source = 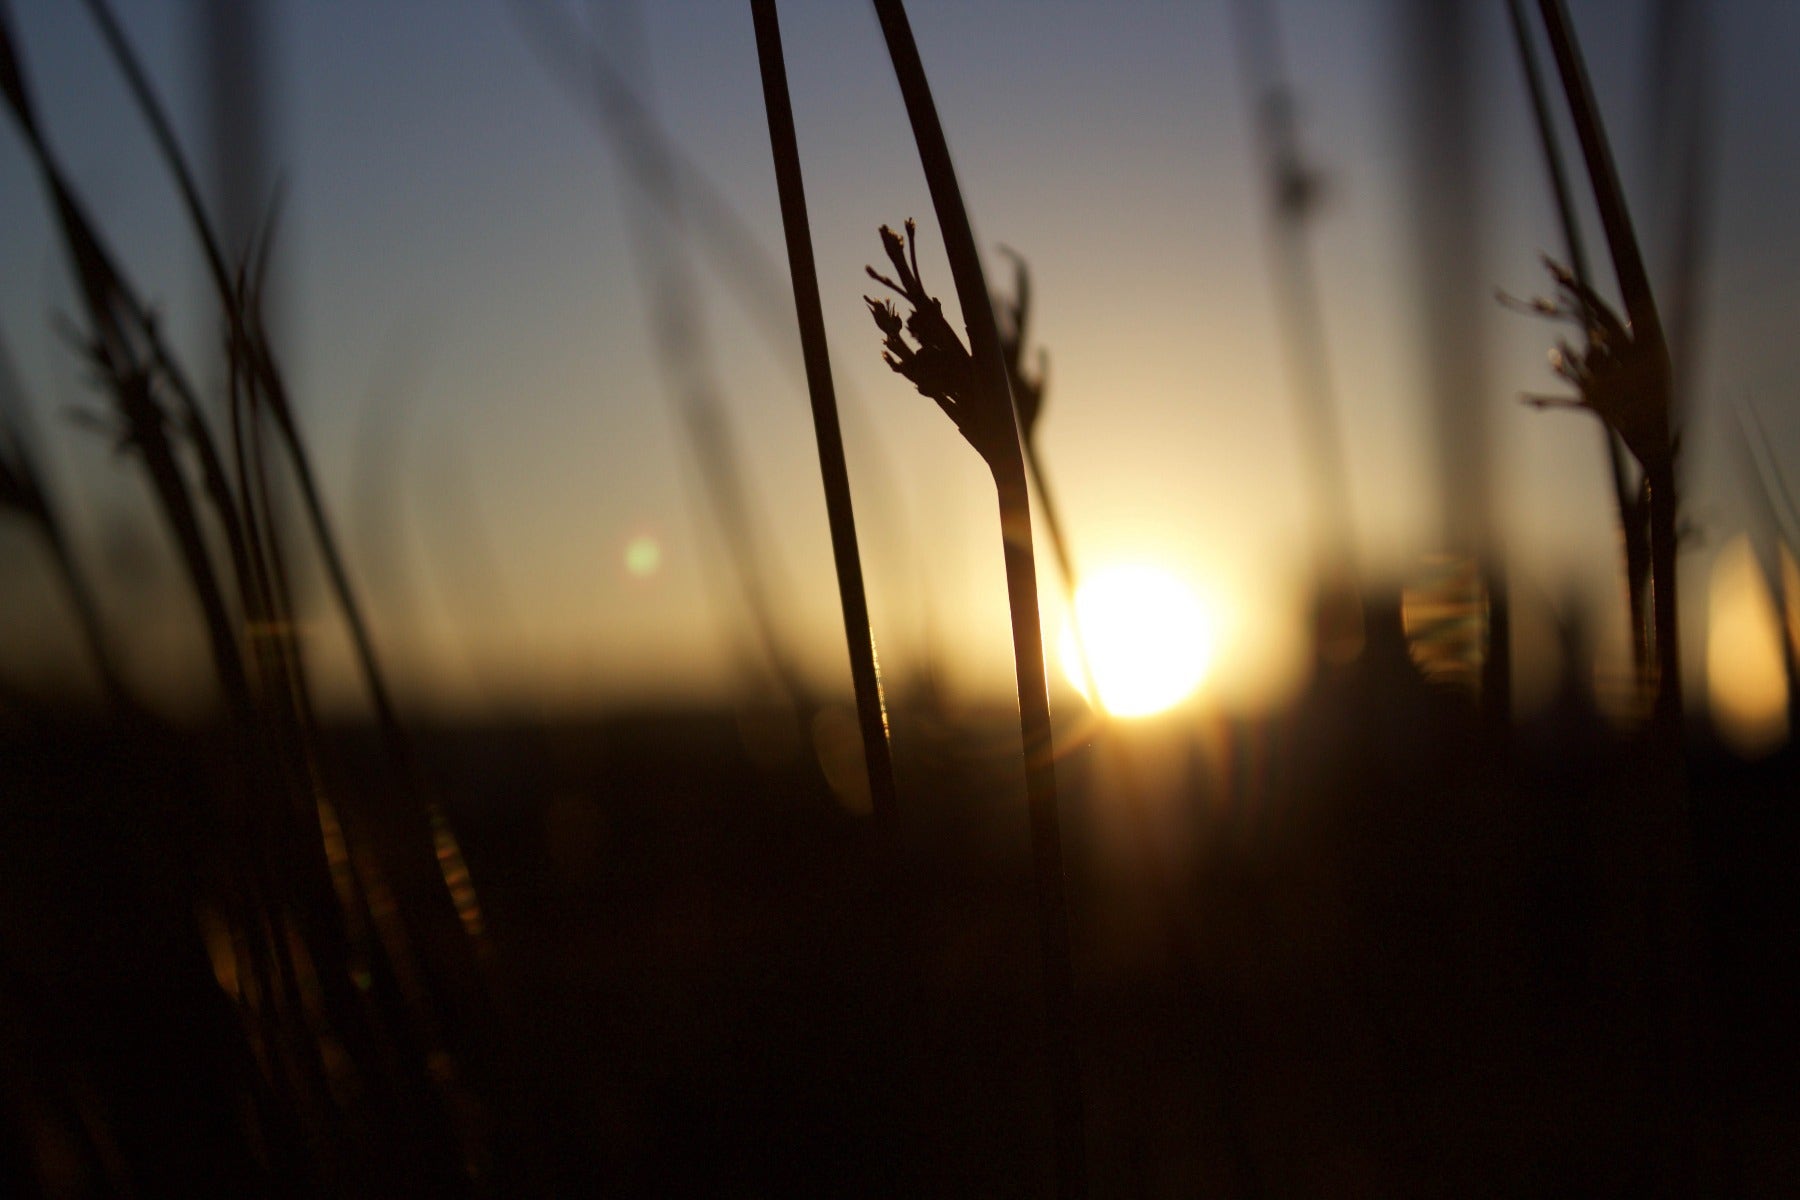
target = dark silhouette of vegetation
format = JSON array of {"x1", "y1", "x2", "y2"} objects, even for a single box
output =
[
  {"x1": 1228, "y1": 0, "x2": 1362, "y2": 665},
  {"x1": 751, "y1": 0, "x2": 900, "y2": 826},
  {"x1": 3, "y1": 3, "x2": 1796, "y2": 1196},
  {"x1": 1526, "y1": 0, "x2": 1682, "y2": 738},
  {"x1": 1504, "y1": 0, "x2": 1653, "y2": 694},
  {"x1": 864, "y1": 0, "x2": 1086, "y2": 1186},
  {"x1": 1, "y1": 2, "x2": 510, "y2": 1190}
]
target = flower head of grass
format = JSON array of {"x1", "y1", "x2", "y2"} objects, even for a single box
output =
[
  {"x1": 865, "y1": 219, "x2": 1012, "y2": 466},
  {"x1": 1508, "y1": 255, "x2": 1674, "y2": 474}
]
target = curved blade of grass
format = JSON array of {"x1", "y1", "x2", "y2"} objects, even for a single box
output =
[
  {"x1": 0, "y1": 2, "x2": 253, "y2": 720},
  {"x1": 74, "y1": 3, "x2": 518, "y2": 1167},
  {"x1": 79, "y1": 0, "x2": 406, "y2": 740},
  {"x1": 603, "y1": 1, "x2": 818, "y2": 712}
]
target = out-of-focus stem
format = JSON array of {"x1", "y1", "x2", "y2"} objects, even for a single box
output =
[
  {"x1": 1535, "y1": 0, "x2": 1679, "y2": 737},
  {"x1": 1228, "y1": 0, "x2": 1357, "y2": 588},
  {"x1": 1504, "y1": 0, "x2": 1650, "y2": 689}
]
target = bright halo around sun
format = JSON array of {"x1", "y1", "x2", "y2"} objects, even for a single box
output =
[{"x1": 1058, "y1": 565, "x2": 1218, "y2": 717}]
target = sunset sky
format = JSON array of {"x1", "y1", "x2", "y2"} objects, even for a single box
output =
[{"x1": 1, "y1": 0, "x2": 1796, "y2": 726}]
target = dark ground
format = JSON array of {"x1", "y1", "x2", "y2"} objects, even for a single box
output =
[{"x1": 3, "y1": 637, "x2": 1798, "y2": 1197}]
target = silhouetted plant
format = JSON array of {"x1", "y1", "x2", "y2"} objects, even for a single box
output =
[
  {"x1": 866, "y1": 221, "x2": 1013, "y2": 467},
  {"x1": 866, "y1": 4, "x2": 1087, "y2": 1189},
  {"x1": 1504, "y1": 0, "x2": 1652, "y2": 690},
  {"x1": 1, "y1": 2, "x2": 504, "y2": 1189},
  {"x1": 1513, "y1": 0, "x2": 1682, "y2": 736},
  {"x1": 867, "y1": 207, "x2": 1086, "y2": 1197},
  {"x1": 1516, "y1": 260, "x2": 1672, "y2": 475}
]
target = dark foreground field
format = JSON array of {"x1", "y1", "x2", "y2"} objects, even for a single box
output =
[{"x1": 4, "y1": 639, "x2": 1797, "y2": 1197}]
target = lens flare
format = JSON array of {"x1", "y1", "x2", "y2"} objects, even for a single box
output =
[
  {"x1": 1708, "y1": 535, "x2": 1790, "y2": 756},
  {"x1": 1058, "y1": 565, "x2": 1217, "y2": 717},
  {"x1": 624, "y1": 534, "x2": 663, "y2": 578}
]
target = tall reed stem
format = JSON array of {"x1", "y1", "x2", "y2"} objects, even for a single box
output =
[
  {"x1": 1228, "y1": 0, "x2": 1357, "y2": 593},
  {"x1": 1534, "y1": 0, "x2": 1680, "y2": 736},
  {"x1": 869, "y1": 2, "x2": 1085, "y2": 1192},
  {"x1": 750, "y1": 0, "x2": 900, "y2": 827},
  {"x1": 1504, "y1": 0, "x2": 1651, "y2": 689},
  {"x1": 1532, "y1": 12, "x2": 1697, "y2": 1187}
]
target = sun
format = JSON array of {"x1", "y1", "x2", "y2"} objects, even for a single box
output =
[{"x1": 1058, "y1": 565, "x2": 1218, "y2": 717}]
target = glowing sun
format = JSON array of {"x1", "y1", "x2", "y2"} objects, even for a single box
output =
[{"x1": 1058, "y1": 564, "x2": 1218, "y2": 717}]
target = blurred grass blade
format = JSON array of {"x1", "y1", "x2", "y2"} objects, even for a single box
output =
[
  {"x1": 1227, "y1": 0, "x2": 1356, "y2": 564},
  {"x1": 0, "y1": 328, "x2": 129, "y2": 708},
  {"x1": 1504, "y1": 0, "x2": 1650, "y2": 691},
  {"x1": 1533, "y1": 0, "x2": 1680, "y2": 734},
  {"x1": 0, "y1": 0, "x2": 253, "y2": 718}
]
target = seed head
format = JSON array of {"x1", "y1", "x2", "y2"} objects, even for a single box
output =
[
  {"x1": 1506, "y1": 256, "x2": 1674, "y2": 474},
  {"x1": 864, "y1": 220, "x2": 1005, "y2": 461},
  {"x1": 867, "y1": 296, "x2": 903, "y2": 340}
]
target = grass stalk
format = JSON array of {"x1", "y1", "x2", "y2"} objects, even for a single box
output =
[
  {"x1": 1532, "y1": 0, "x2": 1681, "y2": 736},
  {"x1": 77, "y1": 29, "x2": 484, "y2": 1017},
  {"x1": 1, "y1": 156, "x2": 254, "y2": 726},
  {"x1": 1643, "y1": 0, "x2": 1710, "y2": 419},
  {"x1": 750, "y1": 0, "x2": 900, "y2": 827},
  {"x1": 1504, "y1": 0, "x2": 1652, "y2": 692},
  {"x1": 28, "y1": 6, "x2": 513, "y2": 1181},
  {"x1": 84, "y1": 0, "x2": 417, "y2": 747},
  {"x1": 1227, "y1": 0, "x2": 1358, "y2": 603},
  {"x1": 77, "y1": 0, "x2": 505, "y2": 1111},
  {"x1": 0, "y1": 336, "x2": 130, "y2": 709},
  {"x1": 1001, "y1": 258, "x2": 1272, "y2": 1185},
  {"x1": 1530, "y1": 16, "x2": 1699, "y2": 1186},
  {"x1": 868, "y1": 2, "x2": 1086, "y2": 1191}
]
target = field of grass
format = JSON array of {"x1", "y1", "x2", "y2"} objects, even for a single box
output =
[{"x1": 1, "y1": 2, "x2": 1797, "y2": 1196}]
